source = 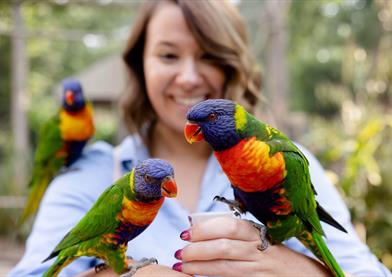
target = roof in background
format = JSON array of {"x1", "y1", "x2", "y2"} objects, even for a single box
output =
[{"x1": 53, "y1": 54, "x2": 128, "y2": 101}]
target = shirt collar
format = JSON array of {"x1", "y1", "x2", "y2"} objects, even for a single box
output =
[{"x1": 118, "y1": 135, "x2": 150, "y2": 174}]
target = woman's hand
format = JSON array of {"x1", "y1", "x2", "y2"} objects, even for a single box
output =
[
  {"x1": 76, "y1": 260, "x2": 191, "y2": 277},
  {"x1": 173, "y1": 216, "x2": 333, "y2": 277}
]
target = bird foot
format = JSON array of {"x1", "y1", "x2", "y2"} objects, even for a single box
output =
[
  {"x1": 94, "y1": 262, "x2": 108, "y2": 273},
  {"x1": 245, "y1": 219, "x2": 270, "y2": 251},
  {"x1": 213, "y1": 196, "x2": 245, "y2": 217},
  {"x1": 120, "y1": 257, "x2": 158, "y2": 277}
]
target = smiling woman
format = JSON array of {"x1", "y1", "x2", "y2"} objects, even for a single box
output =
[
  {"x1": 9, "y1": 1, "x2": 391, "y2": 277},
  {"x1": 122, "y1": 0, "x2": 261, "y2": 143}
]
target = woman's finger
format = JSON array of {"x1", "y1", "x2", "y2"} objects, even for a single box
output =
[
  {"x1": 180, "y1": 238, "x2": 262, "y2": 262},
  {"x1": 186, "y1": 217, "x2": 261, "y2": 242},
  {"x1": 180, "y1": 259, "x2": 258, "y2": 277}
]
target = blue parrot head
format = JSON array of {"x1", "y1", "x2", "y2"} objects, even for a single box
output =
[
  {"x1": 62, "y1": 79, "x2": 86, "y2": 112},
  {"x1": 185, "y1": 99, "x2": 241, "y2": 151},
  {"x1": 133, "y1": 159, "x2": 177, "y2": 202}
]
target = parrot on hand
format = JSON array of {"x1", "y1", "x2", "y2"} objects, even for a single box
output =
[
  {"x1": 42, "y1": 158, "x2": 177, "y2": 277},
  {"x1": 184, "y1": 99, "x2": 347, "y2": 277},
  {"x1": 18, "y1": 79, "x2": 95, "y2": 226}
]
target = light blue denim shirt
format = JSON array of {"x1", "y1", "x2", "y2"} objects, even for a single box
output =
[{"x1": 10, "y1": 135, "x2": 391, "y2": 276}]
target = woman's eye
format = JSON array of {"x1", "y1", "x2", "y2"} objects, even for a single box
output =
[{"x1": 159, "y1": 53, "x2": 178, "y2": 61}]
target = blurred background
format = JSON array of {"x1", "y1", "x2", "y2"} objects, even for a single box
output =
[{"x1": 0, "y1": 0, "x2": 391, "y2": 273}]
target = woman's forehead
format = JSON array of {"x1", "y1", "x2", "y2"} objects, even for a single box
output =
[{"x1": 145, "y1": 2, "x2": 200, "y2": 50}]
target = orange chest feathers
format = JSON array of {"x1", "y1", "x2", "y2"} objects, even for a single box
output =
[
  {"x1": 59, "y1": 104, "x2": 95, "y2": 141},
  {"x1": 119, "y1": 197, "x2": 164, "y2": 227},
  {"x1": 214, "y1": 137, "x2": 287, "y2": 192}
]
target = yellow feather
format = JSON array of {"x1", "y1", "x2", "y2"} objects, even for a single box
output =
[
  {"x1": 129, "y1": 168, "x2": 135, "y2": 192},
  {"x1": 59, "y1": 104, "x2": 94, "y2": 141},
  {"x1": 234, "y1": 104, "x2": 247, "y2": 131}
]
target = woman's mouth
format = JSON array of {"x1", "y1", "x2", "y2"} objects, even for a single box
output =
[{"x1": 173, "y1": 96, "x2": 206, "y2": 107}]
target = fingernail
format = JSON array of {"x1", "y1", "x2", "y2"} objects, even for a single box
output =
[
  {"x1": 174, "y1": 249, "x2": 183, "y2": 260},
  {"x1": 180, "y1": 229, "x2": 191, "y2": 241},
  {"x1": 172, "y1": 262, "x2": 182, "y2": 272}
]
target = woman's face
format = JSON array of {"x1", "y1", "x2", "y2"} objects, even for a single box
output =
[{"x1": 143, "y1": 1, "x2": 225, "y2": 135}]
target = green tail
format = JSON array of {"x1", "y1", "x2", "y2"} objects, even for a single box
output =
[
  {"x1": 42, "y1": 255, "x2": 74, "y2": 277},
  {"x1": 18, "y1": 173, "x2": 51, "y2": 226},
  {"x1": 299, "y1": 230, "x2": 345, "y2": 277}
]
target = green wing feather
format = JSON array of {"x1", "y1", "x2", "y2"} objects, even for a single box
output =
[
  {"x1": 282, "y1": 152, "x2": 324, "y2": 235},
  {"x1": 31, "y1": 115, "x2": 65, "y2": 180},
  {"x1": 43, "y1": 174, "x2": 131, "y2": 261}
]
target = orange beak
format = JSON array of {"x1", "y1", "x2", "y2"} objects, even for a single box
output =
[
  {"x1": 65, "y1": 90, "x2": 74, "y2": 106},
  {"x1": 161, "y1": 176, "x2": 177, "y2": 198},
  {"x1": 184, "y1": 121, "x2": 204, "y2": 144}
]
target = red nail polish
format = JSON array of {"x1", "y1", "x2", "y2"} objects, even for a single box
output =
[
  {"x1": 180, "y1": 230, "x2": 191, "y2": 241},
  {"x1": 174, "y1": 249, "x2": 183, "y2": 260},
  {"x1": 172, "y1": 262, "x2": 182, "y2": 272}
]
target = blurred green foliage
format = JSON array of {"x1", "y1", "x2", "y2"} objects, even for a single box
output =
[{"x1": 288, "y1": 0, "x2": 392, "y2": 269}]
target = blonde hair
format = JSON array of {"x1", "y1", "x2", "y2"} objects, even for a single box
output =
[{"x1": 122, "y1": 0, "x2": 261, "y2": 142}]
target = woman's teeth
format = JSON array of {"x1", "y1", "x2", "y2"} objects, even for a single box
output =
[{"x1": 174, "y1": 96, "x2": 205, "y2": 106}]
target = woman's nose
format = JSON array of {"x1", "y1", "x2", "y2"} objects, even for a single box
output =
[{"x1": 175, "y1": 58, "x2": 202, "y2": 91}]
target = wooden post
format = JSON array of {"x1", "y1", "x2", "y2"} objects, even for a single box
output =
[
  {"x1": 264, "y1": 0, "x2": 291, "y2": 133},
  {"x1": 11, "y1": 1, "x2": 29, "y2": 190}
]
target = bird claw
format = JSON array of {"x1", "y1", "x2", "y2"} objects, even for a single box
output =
[
  {"x1": 94, "y1": 262, "x2": 108, "y2": 273},
  {"x1": 213, "y1": 196, "x2": 245, "y2": 216},
  {"x1": 245, "y1": 220, "x2": 270, "y2": 251},
  {"x1": 120, "y1": 257, "x2": 158, "y2": 277}
]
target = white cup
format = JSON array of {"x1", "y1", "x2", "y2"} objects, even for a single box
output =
[{"x1": 189, "y1": 211, "x2": 237, "y2": 225}]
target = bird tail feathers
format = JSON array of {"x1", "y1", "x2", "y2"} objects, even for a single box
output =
[
  {"x1": 42, "y1": 255, "x2": 72, "y2": 277},
  {"x1": 311, "y1": 231, "x2": 345, "y2": 277},
  {"x1": 18, "y1": 173, "x2": 51, "y2": 227},
  {"x1": 316, "y1": 203, "x2": 347, "y2": 233}
]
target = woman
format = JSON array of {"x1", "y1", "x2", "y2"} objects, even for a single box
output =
[{"x1": 10, "y1": 0, "x2": 390, "y2": 276}]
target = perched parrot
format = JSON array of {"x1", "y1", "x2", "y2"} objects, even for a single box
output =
[
  {"x1": 184, "y1": 99, "x2": 347, "y2": 277},
  {"x1": 42, "y1": 158, "x2": 177, "y2": 277},
  {"x1": 18, "y1": 79, "x2": 95, "y2": 226}
]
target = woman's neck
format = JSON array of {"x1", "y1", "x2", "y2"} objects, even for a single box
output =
[
  {"x1": 149, "y1": 122, "x2": 211, "y2": 160},
  {"x1": 148, "y1": 122, "x2": 211, "y2": 212}
]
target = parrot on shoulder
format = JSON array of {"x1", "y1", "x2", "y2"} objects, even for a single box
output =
[
  {"x1": 184, "y1": 99, "x2": 347, "y2": 277},
  {"x1": 18, "y1": 79, "x2": 95, "y2": 226},
  {"x1": 42, "y1": 158, "x2": 177, "y2": 277}
]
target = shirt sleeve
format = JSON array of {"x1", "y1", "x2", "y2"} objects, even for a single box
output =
[
  {"x1": 8, "y1": 141, "x2": 114, "y2": 277},
  {"x1": 284, "y1": 145, "x2": 391, "y2": 276}
]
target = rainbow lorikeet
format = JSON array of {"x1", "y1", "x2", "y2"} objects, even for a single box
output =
[
  {"x1": 184, "y1": 99, "x2": 347, "y2": 277},
  {"x1": 42, "y1": 158, "x2": 177, "y2": 277},
  {"x1": 18, "y1": 80, "x2": 95, "y2": 225}
]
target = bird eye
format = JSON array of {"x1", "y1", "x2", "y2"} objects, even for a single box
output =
[
  {"x1": 207, "y1": 113, "x2": 217, "y2": 122},
  {"x1": 144, "y1": 175, "x2": 155, "y2": 183}
]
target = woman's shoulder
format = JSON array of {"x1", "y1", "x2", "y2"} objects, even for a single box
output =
[
  {"x1": 80, "y1": 140, "x2": 114, "y2": 163},
  {"x1": 46, "y1": 141, "x2": 115, "y2": 199}
]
